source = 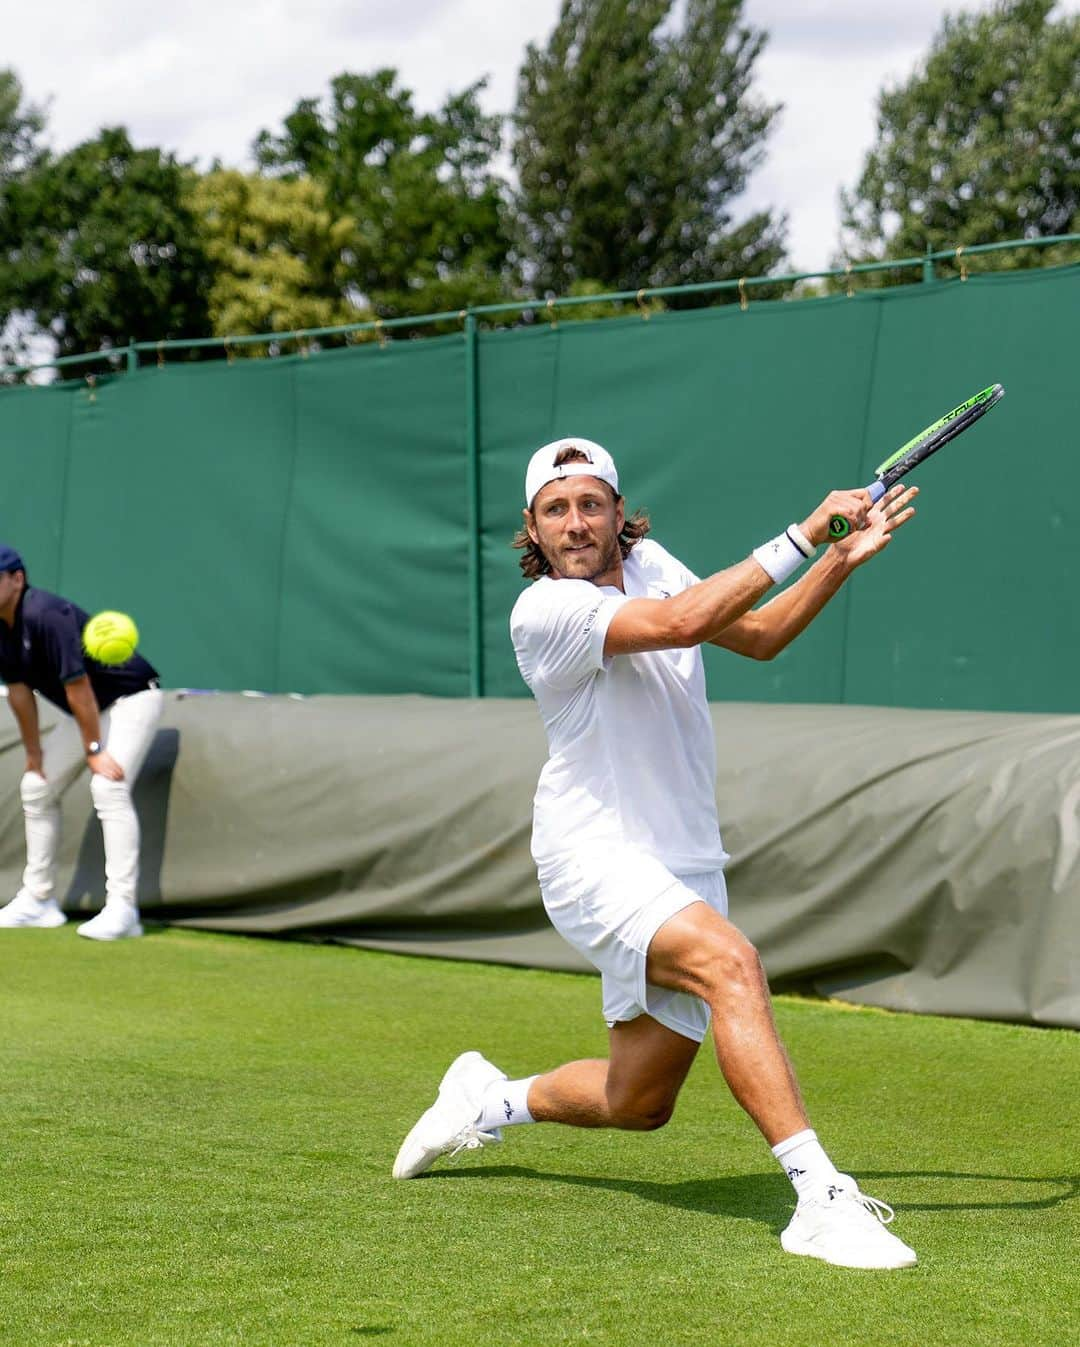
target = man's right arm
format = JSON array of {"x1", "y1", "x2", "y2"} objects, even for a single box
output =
[
  {"x1": 6, "y1": 683, "x2": 43, "y2": 774},
  {"x1": 604, "y1": 488, "x2": 871, "y2": 657},
  {"x1": 605, "y1": 556, "x2": 773, "y2": 656}
]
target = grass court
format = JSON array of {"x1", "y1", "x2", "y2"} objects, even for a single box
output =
[{"x1": 2, "y1": 927, "x2": 1076, "y2": 1346}]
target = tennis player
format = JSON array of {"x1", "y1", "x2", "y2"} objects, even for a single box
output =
[{"x1": 393, "y1": 438, "x2": 919, "y2": 1270}]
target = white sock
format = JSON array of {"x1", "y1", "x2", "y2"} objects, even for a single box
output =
[
  {"x1": 771, "y1": 1128, "x2": 842, "y2": 1202},
  {"x1": 476, "y1": 1075, "x2": 537, "y2": 1131}
]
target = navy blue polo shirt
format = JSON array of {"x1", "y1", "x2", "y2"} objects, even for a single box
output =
[{"x1": 0, "y1": 587, "x2": 160, "y2": 713}]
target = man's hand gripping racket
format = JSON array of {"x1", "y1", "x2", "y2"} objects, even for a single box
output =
[{"x1": 828, "y1": 383, "x2": 1005, "y2": 540}]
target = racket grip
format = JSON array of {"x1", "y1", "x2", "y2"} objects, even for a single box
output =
[{"x1": 828, "y1": 480, "x2": 887, "y2": 540}]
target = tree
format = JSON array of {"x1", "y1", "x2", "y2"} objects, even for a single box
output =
[
  {"x1": 253, "y1": 71, "x2": 513, "y2": 319},
  {"x1": 0, "y1": 127, "x2": 214, "y2": 357},
  {"x1": 0, "y1": 69, "x2": 45, "y2": 182},
  {"x1": 0, "y1": 69, "x2": 47, "y2": 368},
  {"x1": 511, "y1": 0, "x2": 786, "y2": 299},
  {"x1": 188, "y1": 169, "x2": 367, "y2": 341},
  {"x1": 839, "y1": 0, "x2": 1080, "y2": 273}
]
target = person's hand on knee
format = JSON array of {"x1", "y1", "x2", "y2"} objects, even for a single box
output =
[{"x1": 87, "y1": 748, "x2": 125, "y2": 781}]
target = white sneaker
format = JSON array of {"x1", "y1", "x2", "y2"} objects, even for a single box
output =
[
  {"x1": 781, "y1": 1175, "x2": 918, "y2": 1269},
  {"x1": 76, "y1": 902, "x2": 143, "y2": 941},
  {"x1": 392, "y1": 1051, "x2": 507, "y2": 1179},
  {"x1": 0, "y1": 893, "x2": 67, "y2": 928}
]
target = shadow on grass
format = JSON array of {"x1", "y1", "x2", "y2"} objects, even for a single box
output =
[
  {"x1": 859, "y1": 1171, "x2": 1080, "y2": 1213},
  {"x1": 425, "y1": 1165, "x2": 1080, "y2": 1223},
  {"x1": 427, "y1": 1166, "x2": 789, "y2": 1223}
]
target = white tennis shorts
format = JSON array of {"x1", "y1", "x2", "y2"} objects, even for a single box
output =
[{"x1": 538, "y1": 842, "x2": 728, "y2": 1043}]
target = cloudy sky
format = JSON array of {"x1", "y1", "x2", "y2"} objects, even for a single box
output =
[{"x1": 4, "y1": 0, "x2": 1077, "y2": 275}]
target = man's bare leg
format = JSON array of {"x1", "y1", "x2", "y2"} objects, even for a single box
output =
[
  {"x1": 392, "y1": 1014, "x2": 698, "y2": 1178},
  {"x1": 644, "y1": 901, "x2": 809, "y2": 1145},
  {"x1": 622, "y1": 901, "x2": 919, "y2": 1268},
  {"x1": 522, "y1": 903, "x2": 807, "y2": 1143},
  {"x1": 392, "y1": 905, "x2": 916, "y2": 1268},
  {"x1": 526, "y1": 1013, "x2": 701, "y2": 1130}
]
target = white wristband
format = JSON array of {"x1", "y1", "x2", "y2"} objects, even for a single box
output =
[{"x1": 752, "y1": 524, "x2": 815, "y2": 584}]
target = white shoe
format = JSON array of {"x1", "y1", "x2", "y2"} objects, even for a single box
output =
[
  {"x1": 0, "y1": 893, "x2": 67, "y2": 928},
  {"x1": 781, "y1": 1175, "x2": 918, "y2": 1269},
  {"x1": 392, "y1": 1051, "x2": 507, "y2": 1179},
  {"x1": 77, "y1": 902, "x2": 143, "y2": 941}
]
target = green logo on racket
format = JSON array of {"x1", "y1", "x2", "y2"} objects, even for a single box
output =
[{"x1": 829, "y1": 516, "x2": 851, "y2": 540}]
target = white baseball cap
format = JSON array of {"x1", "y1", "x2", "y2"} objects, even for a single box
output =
[{"x1": 524, "y1": 437, "x2": 619, "y2": 508}]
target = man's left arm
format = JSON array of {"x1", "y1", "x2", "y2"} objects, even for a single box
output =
[
  {"x1": 38, "y1": 605, "x2": 125, "y2": 781},
  {"x1": 63, "y1": 676, "x2": 124, "y2": 780},
  {"x1": 710, "y1": 484, "x2": 917, "y2": 660}
]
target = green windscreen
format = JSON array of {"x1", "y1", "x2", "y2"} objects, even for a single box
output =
[
  {"x1": 1, "y1": 264, "x2": 1076, "y2": 712},
  {"x1": 479, "y1": 267, "x2": 1079, "y2": 712}
]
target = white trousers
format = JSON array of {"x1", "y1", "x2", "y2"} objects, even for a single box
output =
[{"x1": 18, "y1": 687, "x2": 164, "y2": 909}]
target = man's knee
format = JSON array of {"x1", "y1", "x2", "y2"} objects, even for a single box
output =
[
  {"x1": 650, "y1": 906, "x2": 767, "y2": 1005},
  {"x1": 89, "y1": 773, "x2": 134, "y2": 818},
  {"x1": 606, "y1": 1088, "x2": 677, "y2": 1131},
  {"x1": 694, "y1": 928, "x2": 766, "y2": 1001},
  {"x1": 20, "y1": 771, "x2": 55, "y2": 812}
]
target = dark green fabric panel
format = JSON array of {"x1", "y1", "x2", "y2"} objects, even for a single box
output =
[
  {"x1": 476, "y1": 326, "x2": 561, "y2": 697},
  {"x1": 540, "y1": 303, "x2": 883, "y2": 705},
  {"x1": 478, "y1": 300, "x2": 885, "y2": 701},
  {"x1": 278, "y1": 339, "x2": 469, "y2": 695},
  {"x1": 0, "y1": 384, "x2": 76, "y2": 586},
  {"x1": 842, "y1": 268, "x2": 1080, "y2": 711},
  {"x1": 0, "y1": 265, "x2": 1075, "y2": 706},
  {"x1": 56, "y1": 363, "x2": 297, "y2": 690}
]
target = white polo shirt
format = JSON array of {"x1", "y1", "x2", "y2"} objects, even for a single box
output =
[{"x1": 510, "y1": 538, "x2": 728, "y2": 875}]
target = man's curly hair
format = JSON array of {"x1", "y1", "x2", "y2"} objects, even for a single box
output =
[{"x1": 512, "y1": 447, "x2": 650, "y2": 579}]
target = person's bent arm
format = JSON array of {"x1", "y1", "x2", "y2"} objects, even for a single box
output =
[
  {"x1": 7, "y1": 682, "x2": 44, "y2": 774},
  {"x1": 63, "y1": 675, "x2": 124, "y2": 780},
  {"x1": 604, "y1": 487, "x2": 872, "y2": 657},
  {"x1": 708, "y1": 550, "x2": 851, "y2": 660},
  {"x1": 605, "y1": 556, "x2": 773, "y2": 655},
  {"x1": 711, "y1": 483, "x2": 918, "y2": 660}
]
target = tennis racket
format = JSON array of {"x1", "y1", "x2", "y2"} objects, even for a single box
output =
[{"x1": 829, "y1": 383, "x2": 1005, "y2": 540}]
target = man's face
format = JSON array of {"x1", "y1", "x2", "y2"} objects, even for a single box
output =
[
  {"x1": 0, "y1": 569, "x2": 23, "y2": 611},
  {"x1": 526, "y1": 475, "x2": 625, "y2": 584}
]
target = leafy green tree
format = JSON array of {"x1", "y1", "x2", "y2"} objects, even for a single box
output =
[
  {"x1": 253, "y1": 70, "x2": 513, "y2": 319},
  {"x1": 188, "y1": 169, "x2": 366, "y2": 341},
  {"x1": 512, "y1": 0, "x2": 786, "y2": 299},
  {"x1": 0, "y1": 127, "x2": 214, "y2": 357},
  {"x1": 839, "y1": 0, "x2": 1080, "y2": 273},
  {"x1": 0, "y1": 69, "x2": 47, "y2": 368},
  {"x1": 0, "y1": 69, "x2": 45, "y2": 181}
]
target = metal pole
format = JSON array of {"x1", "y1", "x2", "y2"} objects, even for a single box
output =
[{"x1": 922, "y1": 246, "x2": 936, "y2": 283}]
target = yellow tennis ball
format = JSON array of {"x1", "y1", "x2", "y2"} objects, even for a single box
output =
[{"x1": 83, "y1": 611, "x2": 139, "y2": 665}]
